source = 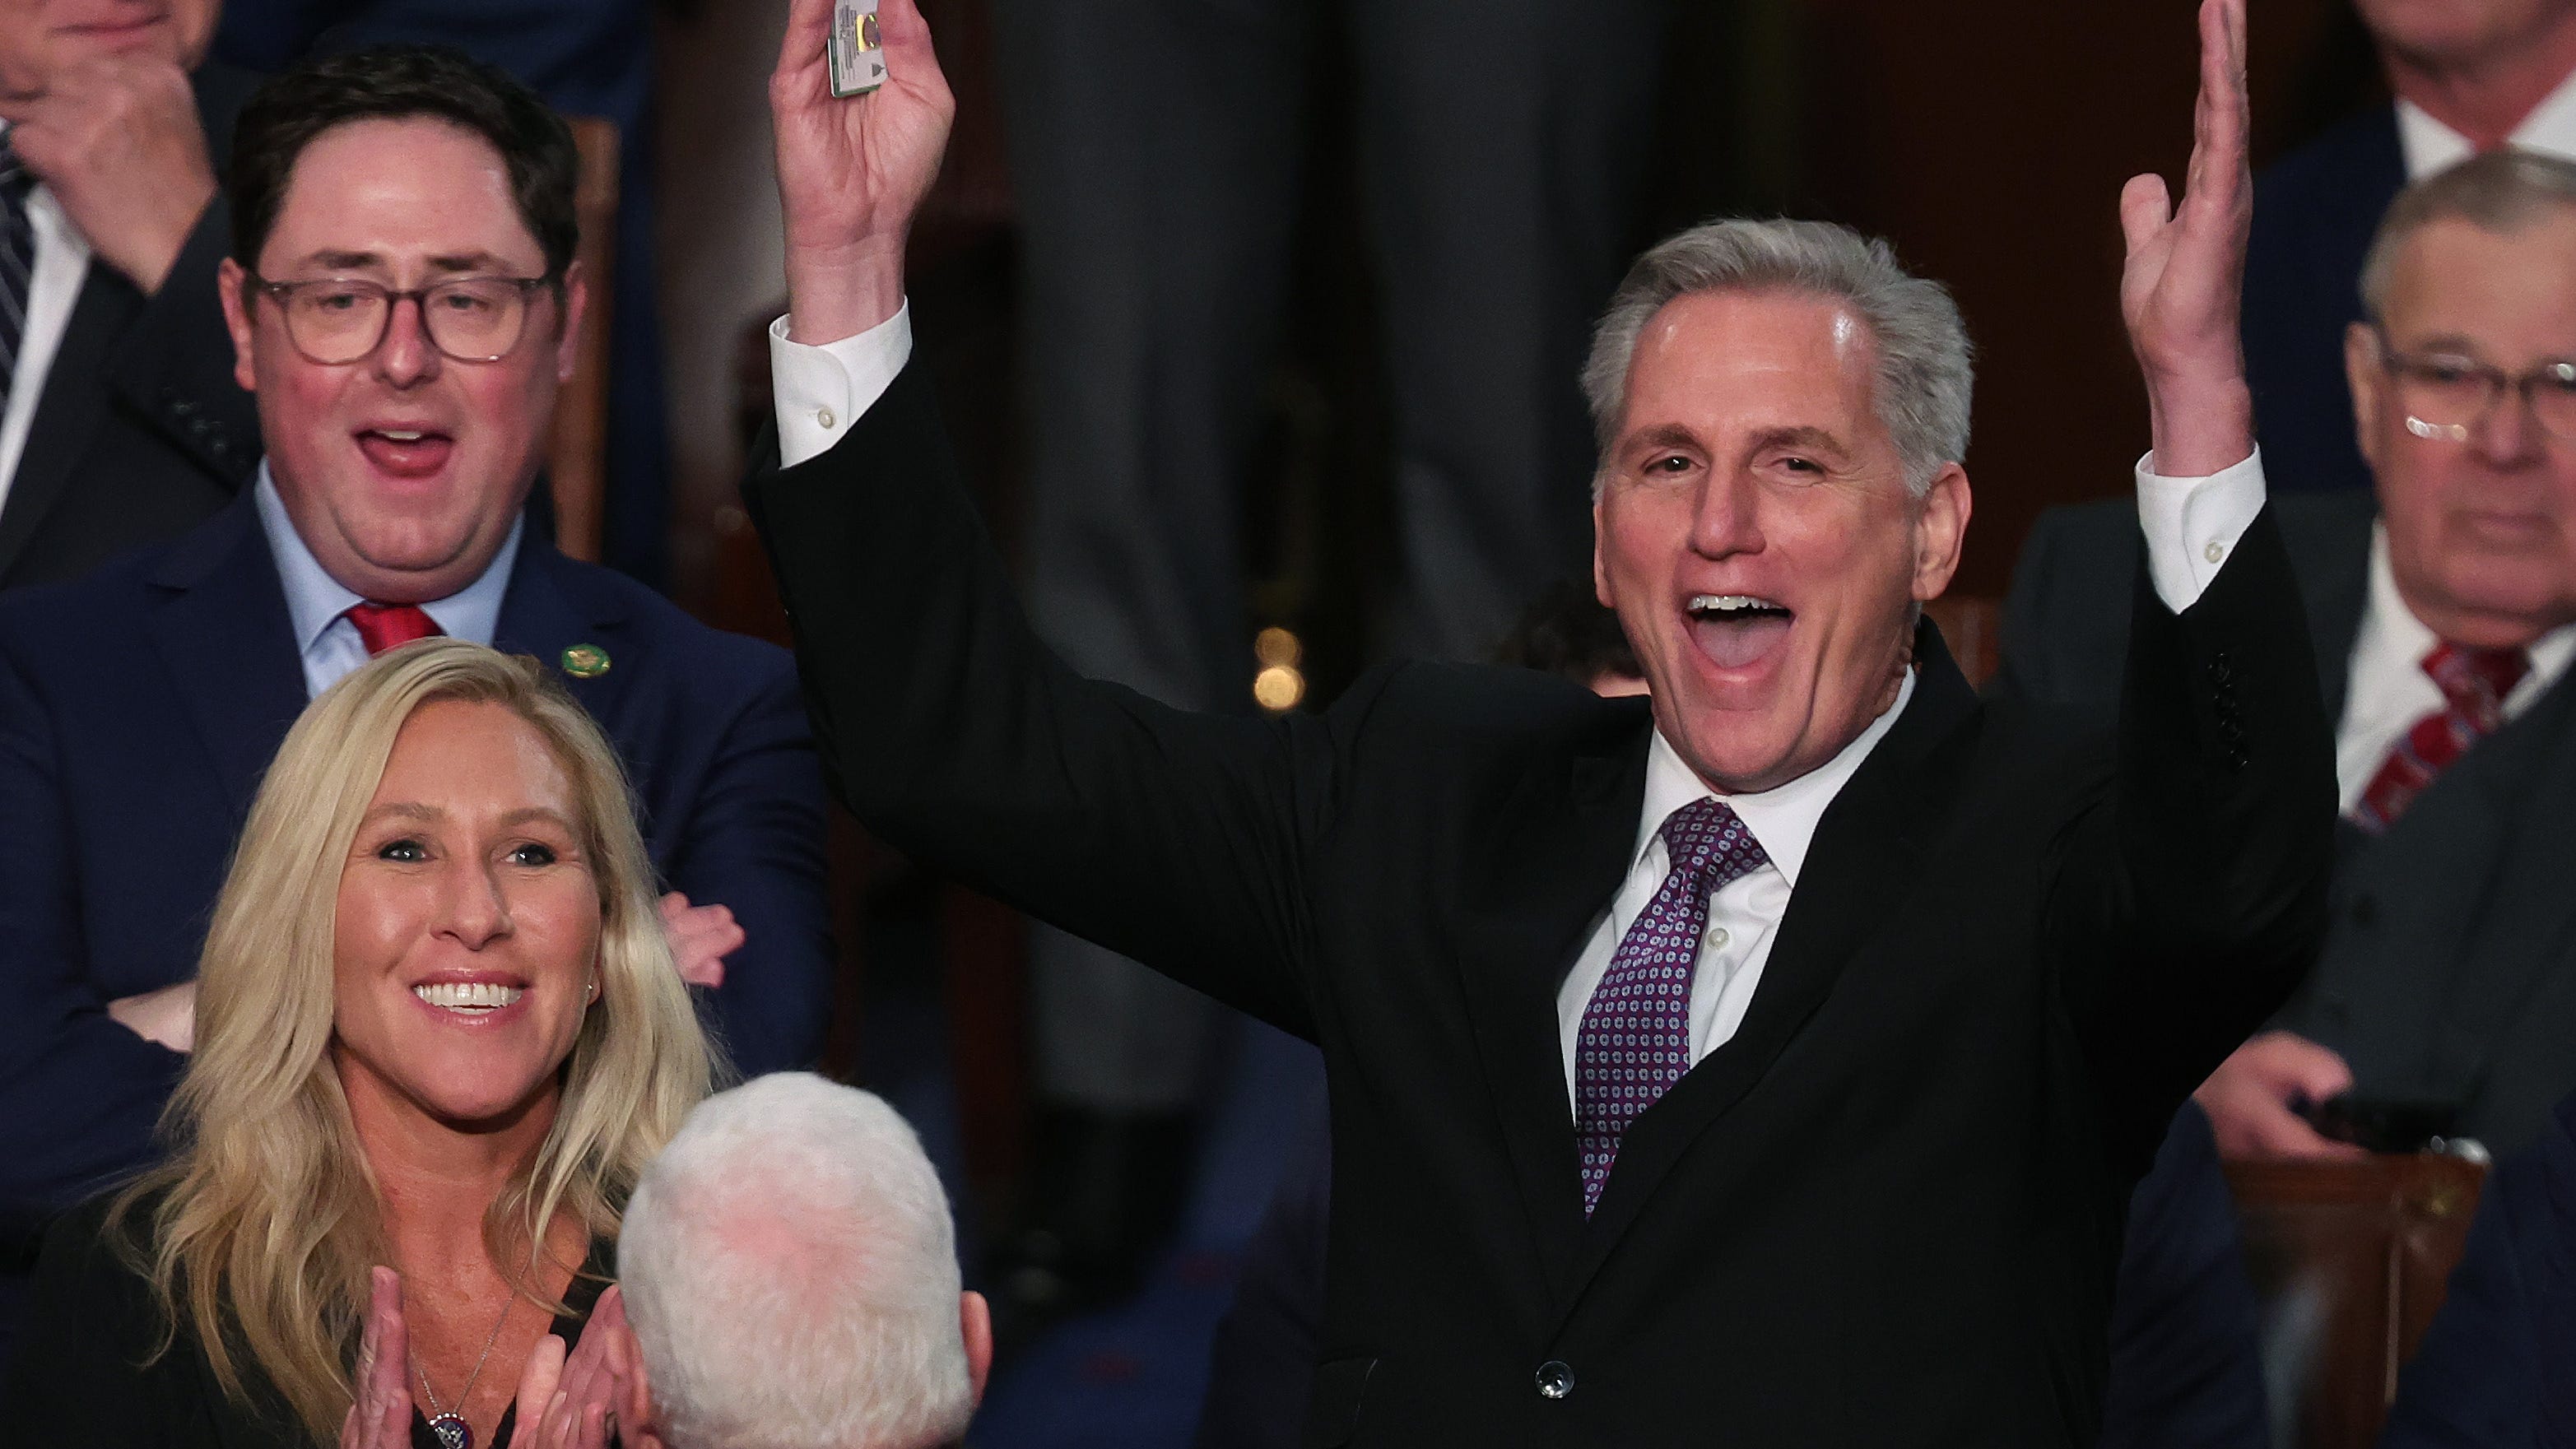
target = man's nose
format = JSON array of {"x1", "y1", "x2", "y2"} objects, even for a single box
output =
[
  {"x1": 1690, "y1": 471, "x2": 1765, "y2": 558},
  {"x1": 373, "y1": 296, "x2": 442, "y2": 387}
]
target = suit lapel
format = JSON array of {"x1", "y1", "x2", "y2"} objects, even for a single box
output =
[
  {"x1": 1569, "y1": 618, "x2": 1981, "y2": 1295},
  {"x1": 140, "y1": 498, "x2": 306, "y2": 818},
  {"x1": 1450, "y1": 699, "x2": 1649, "y2": 1312},
  {"x1": 0, "y1": 267, "x2": 135, "y2": 581},
  {"x1": 494, "y1": 542, "x2": 635, "y2": 732}
]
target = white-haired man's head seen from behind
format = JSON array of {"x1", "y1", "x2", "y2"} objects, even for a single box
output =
[{"x1": 620, "y1": 1073, "x2": 993, "y2": 1449}]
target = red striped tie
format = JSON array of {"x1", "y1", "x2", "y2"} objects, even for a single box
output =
[
  {"x1": 343, "y1": 601, "x2": 441, "y2": 657},
  {"x1": 2350, "y1": 642, "x2": 2529, "y2": 833}
]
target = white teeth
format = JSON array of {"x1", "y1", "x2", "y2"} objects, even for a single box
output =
[
  {"x1": 379, "y1": 430, "x2": 425, "y2": 442},
  {"x1": 1688, "y1": 593, "x2": 1787, "y2": 615},
  {"x1": 413, "y1": 982, "x2": 523, "y2": 1012}
]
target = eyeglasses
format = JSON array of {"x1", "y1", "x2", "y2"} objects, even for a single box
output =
[
  {"x1": 2375, "y1": 327, "x2": 2576, "y2": 443},
  {"x1": 250, "y1": 274, "x2": 558, "y2": 365}
]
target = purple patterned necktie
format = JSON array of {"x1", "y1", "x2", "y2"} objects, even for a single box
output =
[{"x1": 1575, "y1": 796, "x2": 1770, "y2": 1215}]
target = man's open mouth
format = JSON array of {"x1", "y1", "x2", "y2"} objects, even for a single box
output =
[
  {"x1": 356, "y1": 428, "x2": 456, "y2": 478},
  {"x1": 1686, "y1": 593, "x2": 1794, "y2": 671}
]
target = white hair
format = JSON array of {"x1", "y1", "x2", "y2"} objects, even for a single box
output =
[
  {"x1": 620, "y1": 1074, "x2": 973, "y2": 1449},
  {"x1": 1581, "y1": 217, "x2": 1975, "y2": 495}
]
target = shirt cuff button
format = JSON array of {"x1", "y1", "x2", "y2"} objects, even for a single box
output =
[
  {"x1": 2203, "y1": 540, "x2": 2225, "y2": 564},
  {"x1": 817, "y1": 407, "x2": 838, "y2": 430}
]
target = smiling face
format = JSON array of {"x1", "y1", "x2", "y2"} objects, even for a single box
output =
[
  {"x1": 2348, "y1": 211, "x2": 2576, "y2": 648},
  {"x1": 1593, "y1": 289, "x2": 1969, "y2": 794},
  {"x1": 0, "y1": 0, "x2": 215, "y2": 91},
  {"x1": 330, "y1": 698, "x2": 602, "y2": 1131},
  {"x1": 218, "y1": 115, "x2": 584, "y2": 605}
]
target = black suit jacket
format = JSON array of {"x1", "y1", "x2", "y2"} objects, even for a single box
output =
[
  {"x1": 746, "y1": 364, "x2": 2336, "y2": 1447},
  {"x1": 2242, "y1": 104, "x2": 2405, "y2": 499},
  {"x1": 0, "y1": 62, "x2": 263, "y2": 592},
  {"x1": 2000, "y1": 493, "x2": 2576, "y2": 1154}
]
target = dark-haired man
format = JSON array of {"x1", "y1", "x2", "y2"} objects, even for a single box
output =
[
  {"x1": 0, "y1": 0, "x2": 264, "y2": 588},
  {"x1": 0, "y1": 44, "x2": 834, "y2": 1360}
]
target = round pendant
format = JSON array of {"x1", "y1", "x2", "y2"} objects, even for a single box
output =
[{"x1": 428, "y1": 1412, "x2": 472, "y2": 1449}]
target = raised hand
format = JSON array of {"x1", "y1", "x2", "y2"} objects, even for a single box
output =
[
  {"x1": 770, "y1": 0, "x2": 956, "y2": 344},
  {"x1": 339, "y1": 1268, "x2": 413, "y2": 1449},
  {"x1": 2118, "y1": 0, "x2": 2257, "y2": 478},
  {"x1": 509, "y1": 1286, "x2": 643, "y2": 1449}
]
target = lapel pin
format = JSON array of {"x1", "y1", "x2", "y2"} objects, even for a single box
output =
[{"x1": 560, "y1": 643, "x2": 611, "y2": 680}]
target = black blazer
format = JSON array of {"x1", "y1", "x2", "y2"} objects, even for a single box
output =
[
  {"x1": 0, "y1": 62, "x2": 264, "y2": 592},
  {"x1": 2378, "y1": 1090, "x2": 2576, "y2": 1447},
  {"x1": 2242, "y1": 103, "x2": 2405, "y2": 499},
  {"x1": 745, "y1": 364, "x2": 2336, "y2": 1447},
  {"x1": 1, "y1": 1193, "x2": 611, "y2": 1448},
  {"x1": 2000, "y1": 494, "x2": 2576, "y2": 1155}
]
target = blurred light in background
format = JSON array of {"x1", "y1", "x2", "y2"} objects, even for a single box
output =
[{"x1": 1253, "y1": 627, "x2": 1306, "y2": 711}]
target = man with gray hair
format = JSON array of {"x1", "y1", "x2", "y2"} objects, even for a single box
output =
[
  {"x1": 2006, "y1": 146, "x2": 2576, "y2": 1165},
  {"x1": 611, "y1": 1074, "x2": 992, "y2": 1449},
  {"x1": 744, "y1": 0, "x2": 2332, "y2": 1441}
]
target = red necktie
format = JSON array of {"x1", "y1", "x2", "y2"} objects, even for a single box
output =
[
  {"x1": 343, "y1": 601, "x2": 442, "y2": 657},
  {"x1": 2350, "y1": 642, "x2": 2530, "y2": 833}
]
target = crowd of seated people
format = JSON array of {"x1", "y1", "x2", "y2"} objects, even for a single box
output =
[{"x1": 9, "y1": 0, "x2": 2576, "y2": 1445}]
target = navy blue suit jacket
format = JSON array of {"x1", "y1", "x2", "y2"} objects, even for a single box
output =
[
  {"x1": 0, "y1": 494, "x2": 834, "y2": 1261},
  {"x1": 2380, "y1": 1093, "x2": 2576, "y2": 1448},
  {"x1": 2244, "y1": 103, "x2": 2405, "y2": 497}
]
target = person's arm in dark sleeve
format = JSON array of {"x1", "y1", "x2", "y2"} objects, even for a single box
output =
[
  {"x1": 103, "y1": 198, "x2": 259, "y2": 491},
  {"x1": 665, "y1": 653, "x2": 837, "y2": 1075},
  {"x1": 0, "y1": 644, "x2": 188, "y2": 1250},
  {"x1": 1990, "y1": 502, "x2": 2143, "y2": 714},
  {"x1": 2376, "y1": 1159, "x2": 2545, "y2": 1449}
]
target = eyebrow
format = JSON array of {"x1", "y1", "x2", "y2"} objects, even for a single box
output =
[
  {"x1": 1620, "y1": 422, "x2": 1704, "y2": 455},
  {"x1": 1743, "y1": 425, "x2": 1849, "y2": 457},
  {"x1": 358, "y1": 804, "x2": 578, "y2": 830},
  {"x1": 291, "y1": 248, "x2": 525, "y2": 276}
]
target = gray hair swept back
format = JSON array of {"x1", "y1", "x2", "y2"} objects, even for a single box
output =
[
  {"x1": 1581, "y1": 218, "x2": 1975, "y2": 495},
  {"x1": 621, "y1": 1074, "x2": 973, "y2": 1449},
  {"x1": 2360, "y1": 149, "x2": 2576, "y2": 318}
]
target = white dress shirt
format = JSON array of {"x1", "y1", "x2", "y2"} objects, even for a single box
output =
[
  {"x1": 2332, "y1": 524, "x2": 2576, "y2": 812},
  {"x1": 767, "y1": 308, "x2": 2271, "y2": 1102},
  {"x1": 252, "y1": 463, "x2": 524, "y2": 699},
  {"x1": 2396, "y1": 64, "x2": 2576, "y2": 179},
  {"x1": 0, "y1": 125, "x2": 95, "y2": 516}
]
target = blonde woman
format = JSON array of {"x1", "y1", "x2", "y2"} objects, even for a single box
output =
[{"x1": 3, "y1": 641, "x2": 723, "y2": 1447}]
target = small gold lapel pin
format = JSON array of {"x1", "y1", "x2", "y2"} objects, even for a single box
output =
[{"x1": 560, "y1": 643, "x2": 611, "y2": 679}]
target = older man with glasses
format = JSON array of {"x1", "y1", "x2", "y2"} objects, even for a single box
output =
[
  {"x1": 0, "y1": 44, "x2": 837, "y2": 1369},
  {"x1": 2005, "y1": 148, "x2": 2576, "y2": 1166}
]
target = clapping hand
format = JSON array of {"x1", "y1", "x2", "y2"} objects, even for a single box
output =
[
  {"x1": 2118, "y1": 0, "x2": 2258, "y2": 479},
  {"x1": 340, "y1": 1269, "x2": 414, "y2": 1449},
  {"x1": 506, "y1": 1287, "x2": 663, "y2": 1449},
  {"x1": 770, "y1": 0, "x2": 956, "y2": 344}
]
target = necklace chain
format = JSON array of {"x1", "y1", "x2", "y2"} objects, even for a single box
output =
[{"x1": 412, "y1": 1293, "x2": 513, "y2": 1423}]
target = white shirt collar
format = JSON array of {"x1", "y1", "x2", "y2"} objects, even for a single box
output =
[
  {"x1": 252, "y1": 460, "x2": 523, "y2": 657},
  {"x1": 2345, "y1": 521, "x2": 2576, "y2": 727},
  {"x1": 2397, "y1": 65, "x2": 2576, "y2": 179},
  {"x1": 1634, "y1": 665, "x2": 1917, "y2": 889}
]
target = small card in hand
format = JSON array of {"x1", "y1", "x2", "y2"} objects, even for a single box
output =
[{"x1": 829, "y1": 0, "x2": 888, "y2": 97}]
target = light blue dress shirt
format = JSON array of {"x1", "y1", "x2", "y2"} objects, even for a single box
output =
[{"x1": 252, "y1": 462, "x2": 525, "y2": 700}]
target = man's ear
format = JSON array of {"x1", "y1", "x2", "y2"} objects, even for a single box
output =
[
  {"x1": 1592, "y1": 485, "x2": 1616, "y2": 611},
  {"x1": 960, "y1": 1290, "x2": 993, "y2": 1405},
  {"x1": 554, "y1": 260, "x2": 590, "y2": 384},
  {"x1": 1909, "y1": 463, "x2": 1973, "y2": 604},
  {"x1": 2344, "y1": 320, "x2": 2384, "y2": 473},
  {"x1": 217, "y1": 258, "x2": 258, "y2": 394}
]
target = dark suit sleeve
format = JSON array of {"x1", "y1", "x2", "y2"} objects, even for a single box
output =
[
  {"x1": 743, "y1": 363, "x2": 1336, "y2": 1038},
  {"x1": 2376, "y1": 1159, "x2": 2544, "y2": 1449},
  {"x1": 663, "y1": 654, "x2": 837, "y2": 1075},
  {"x1": 2045, "y1": 508, "x2": 2339, "y2": 1161},
  {"x1": 0, "y1": 642, "x2": 188, "y2": 1234},
  {"x1": 100, "y1": 200, "x2": 260, "y2": 489},
  {"x1": 1990, "y1": 500, "x2": 2144, "y2": 713}
]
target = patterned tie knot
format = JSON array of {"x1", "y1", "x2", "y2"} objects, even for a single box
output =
[
  {"x1": 2424, "y1": 641, "x2": 2529, "y2": 734},
  {"x1": 344, "y1": 601, "x2": 442, "y2": 657},
  {"x1": 1658, "y1": 796, "x2": 1770, "y2": 899}
]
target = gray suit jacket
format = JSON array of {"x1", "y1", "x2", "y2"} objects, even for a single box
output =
[{"x1": 1998, "y1": 493, "x2": 2576, "y2": 1154}]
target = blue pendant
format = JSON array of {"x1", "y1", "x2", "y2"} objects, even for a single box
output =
[{"x1": 428, "y1": 1412, "x2": 472, "y2": 1449}]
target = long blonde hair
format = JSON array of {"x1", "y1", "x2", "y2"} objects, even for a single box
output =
[{"x1": 113, "y1": 640, "x2": 723, "y2": 1442}]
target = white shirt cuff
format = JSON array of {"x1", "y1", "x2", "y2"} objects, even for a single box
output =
[
  {"x1": 2134, "y1": 447, "x2": 2267, "y2": 613},
  {"x1": 769, "y1": 303, "x2": 914, "y2": 469}
]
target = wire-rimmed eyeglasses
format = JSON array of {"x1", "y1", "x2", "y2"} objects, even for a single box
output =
[
  {"x1": 249, "y1": 274, "x2": 559, "y2": 365},
  {"x1": 2374, "y1": 326, "x2": 2576, "y2": 443}
]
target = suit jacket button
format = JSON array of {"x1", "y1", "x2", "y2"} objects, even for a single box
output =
[{"x1": 1536, "y1": 1361, "x2": 1574, "y2": 1400}]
